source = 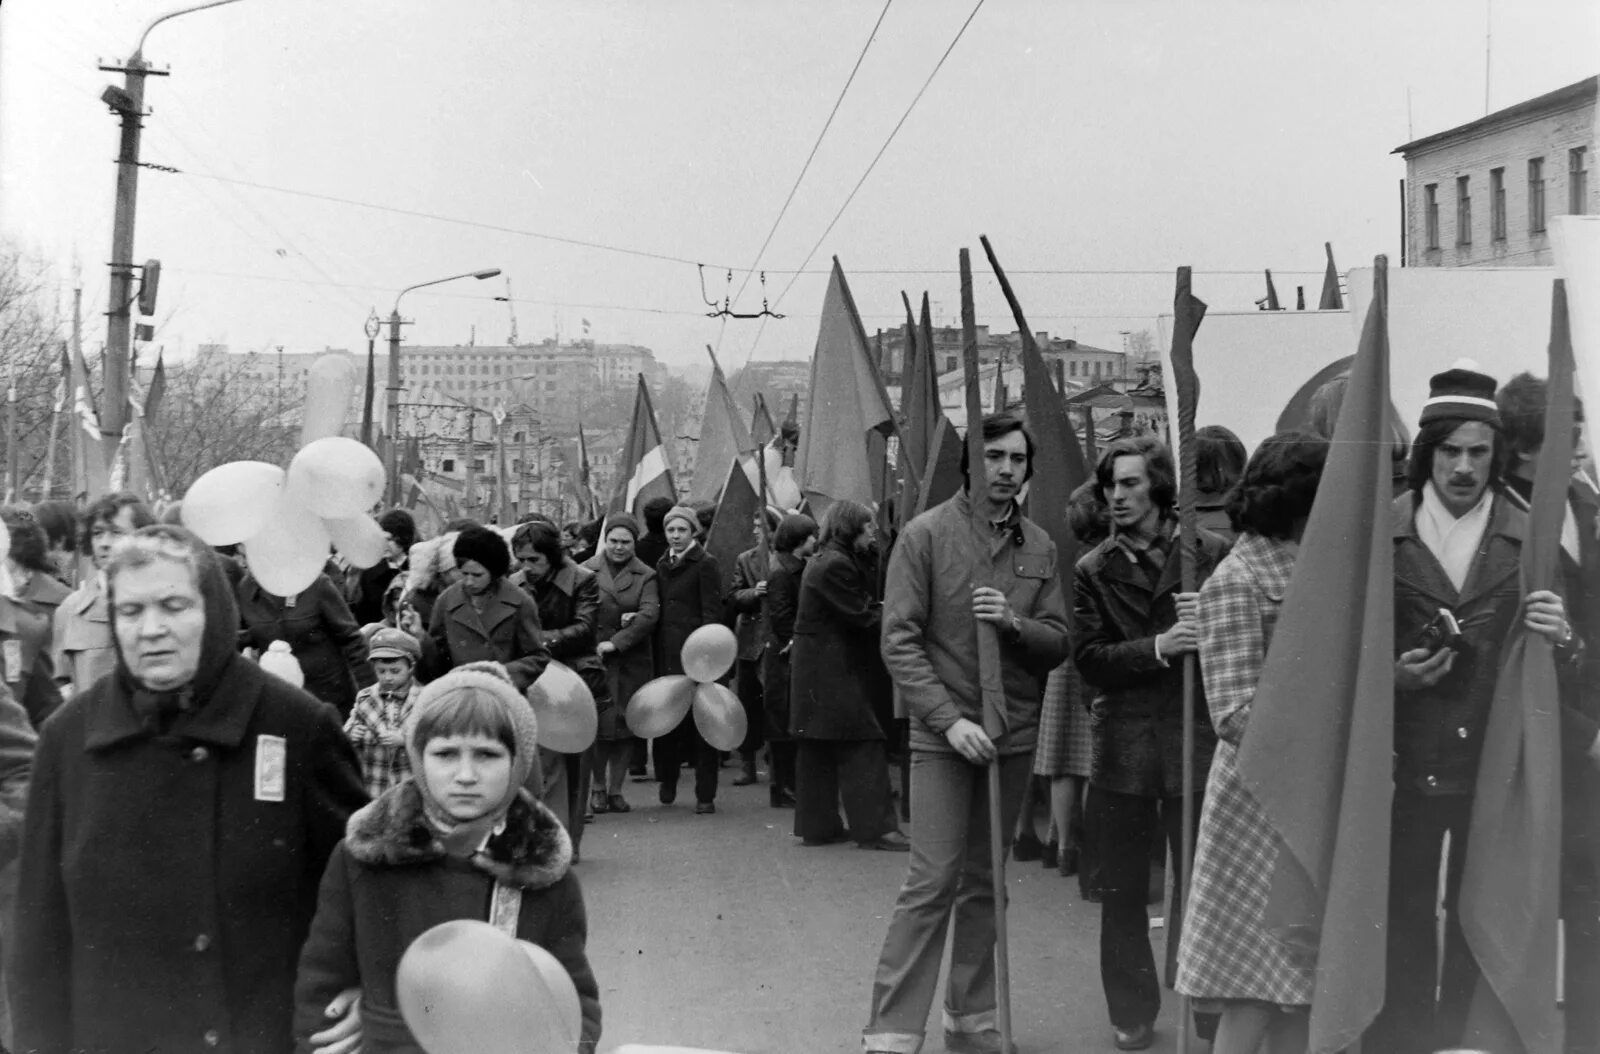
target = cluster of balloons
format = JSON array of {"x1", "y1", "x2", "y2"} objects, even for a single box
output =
[
  {"x1": 181, "y1": 438, "x2": 388, "y2": 596},
  {"x1": 526, "y1": 661, "x2": 597, "y2": 753},
  {"x1": 397, "y1": 920, "x2": 581, "y2": 1054},
  {"x1": 624, "y1": 624, "x2": 746, "y2": 751}
]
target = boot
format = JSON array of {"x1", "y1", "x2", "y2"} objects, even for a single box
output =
[{"x1": 732, "y1": 750, "x2": 758, "y2": 786}]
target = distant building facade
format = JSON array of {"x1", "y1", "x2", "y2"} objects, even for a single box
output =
[
  {"x1": 879, "y1": 325, "x2": 1127, "y2": 397},
  {"x1": 1395, "y1": 75, "x2": 1596, "y2": 267}
]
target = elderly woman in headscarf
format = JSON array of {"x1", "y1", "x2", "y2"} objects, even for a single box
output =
[
  {"x1": 580, "y1": 512, "x2": 659, "y2": 815},
  {"x1": 12, "y1": 524, "x2": 367, "y2": 1054}
]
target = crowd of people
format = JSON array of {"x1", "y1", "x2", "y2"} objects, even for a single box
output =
[{"x1": 0, "y1": 356, "x2": 1591, "y2": 1054}]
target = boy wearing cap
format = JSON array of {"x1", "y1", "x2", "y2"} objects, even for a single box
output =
[{"x1": 345, "y1": 627, "x2": 424, "y2": 797}]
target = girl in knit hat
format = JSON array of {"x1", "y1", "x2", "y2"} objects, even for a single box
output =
[{"x1": 294, "y1": 661, "x2": 601, "y2": 1054}]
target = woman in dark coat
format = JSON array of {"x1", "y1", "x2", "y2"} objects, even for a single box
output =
[
  {"x1": 581, "y1": 513, "x2": 659, "y2": 814},
  {"x1": 238, "y1": 567, "x2": 377, "y2": 720},
  {"x1": 13, "y1": 524, "x2": 367, "y2": 1054},
  {"x1": 509, "y1": 519, "x2": 610, "y2": 855},
  {"x1": 761, "y1": 513, "x2": 815, "y2": 809},
  {"x1": 652, "y1": 504, "x2": 724, "y2": 812},
  {"x1": 0, "y1": 507, "x2": 69, "y2": 727},
  {"x1": 789, "y1": 500, "x2": 907, "y2": 851}
]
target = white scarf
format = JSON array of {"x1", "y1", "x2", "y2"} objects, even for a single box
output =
[{"x1": 1417, "y1": 484, "x2": 1493, "y2": 593}]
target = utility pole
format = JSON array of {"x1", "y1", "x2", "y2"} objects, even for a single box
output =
[
  {"x1": 386, "y1": 309, "x2": 408, "y2": 504},
  {"x1": 361, "y1": 311, "x2": 380, "y2": 446},
  {"x1": 518, "y1": 421, "x2": 529, "y2": 519},
  {"x1": 463, "y1": 406, "x2": 477, "y2": 512}
]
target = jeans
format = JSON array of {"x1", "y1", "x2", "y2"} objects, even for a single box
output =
[{"x1": 863, "y1": 750, "x2": 1032, "y2": 1053}]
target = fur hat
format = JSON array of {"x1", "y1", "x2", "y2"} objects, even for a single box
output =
[
  {"x1": 452, "y1": 524, "x2": 512, "y2": 580},
  {"x1": 1420, "y1": 359, "x2": 1500, "y2": 429},
  {"x1": 662, "y1": 504, "x2": 700, "y2": 536}
]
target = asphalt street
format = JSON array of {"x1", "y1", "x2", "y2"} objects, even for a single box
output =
[{"x1": 578, "y1": 771, "x2": 1187, "y2": 1054}]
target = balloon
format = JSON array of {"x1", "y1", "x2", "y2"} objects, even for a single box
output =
[
  {"x1": 691, "y1": 682, "x2": 747, "y2": 752},
  {"x1": 526, "y1": 661, "x2": 597, "y2": 753},
  {"x1": 326, "y1": 514, "x2": 387, "y2": 569},
  {"x1": 182, "y1": 461, "x2": 285, "y2": 545},
  {"x1": 288, "y1": 436, "x2": 386, "y2": 520},
  {"x1": 397, "y1": 919, "x2": 577, "y2": 1054},
  {"x1": 680, "y1": 624, "x2": 737, "y2": 684},
  {"x1": 625, "y1": 675, "x2": 695, "y2": 739},
  {"x1": 298, "y1": 353, "x2": 358, "y2": 445},
  {"x1": 242, "y1": 491, "x2": 332, "y2": 597},
  {"x1": 516, "y1": 940, "x2": 582, "y2": 1045}
]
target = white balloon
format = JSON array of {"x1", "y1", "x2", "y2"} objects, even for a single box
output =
[
  {"x1": 182, "y1": 461, "x2": 286, "y2": 545},
  {"x1": 287, "y1": 437, "x2": 386, "y2": 520},
  {"x1": 325, "y1": 514, "x2": 387, "y2": 569},
  {"x1": 299, "y1": 354, "x2": 359, "y2": 445},
  {"x1": 243, "y1": 491, "x2": 332, "y2": 597}
]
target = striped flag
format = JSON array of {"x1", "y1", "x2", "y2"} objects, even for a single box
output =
[{"x1": 612, "y1": 373, "x2": 676, "y2": 516}]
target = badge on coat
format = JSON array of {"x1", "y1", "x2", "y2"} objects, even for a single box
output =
[
  {"x1": 255, "y1": 735, "x2": 286, "y2": 802},
  {"x1": 2, "y1": 639, "x2": 19, "y2": 683}
]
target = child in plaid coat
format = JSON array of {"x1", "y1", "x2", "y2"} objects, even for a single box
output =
[{"x1": 344, "y1": 627, "x2": 423, "y2": 797}]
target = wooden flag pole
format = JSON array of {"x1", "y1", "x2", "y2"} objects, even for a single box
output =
[
  {"x1": 1167, "y1": 266, "x2": 1208, "y2": 1054},
  {"x1": 960, "y1": 248, "x2": 1012, "y2": 1054},
  {"x1": 754, "y1": 393, "x2": 773, "y2": 569}
]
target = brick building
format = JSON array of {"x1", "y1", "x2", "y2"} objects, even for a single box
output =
[{"x1": 1394, "y1": 75, "x2": 1596, "y2": 267}]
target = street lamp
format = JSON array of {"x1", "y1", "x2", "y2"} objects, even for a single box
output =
[
  {"x1": 361, "y1": 309, "x2": 381, "y2": 446},
  {"x1": 386, "y1": 268, "x2": 501, "y2": 503}
]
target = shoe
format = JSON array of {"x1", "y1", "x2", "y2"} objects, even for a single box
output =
[
  {"x1": 770, "y1": 786, "x2": 797, "y2": 808},
  {"x1": 1057, "y1": 845, "x2": 1079, "y2": 878},
  {"x1": 732, "y1": 755, "x2": 758, "y2": 786},
  {"x1": 659, "y1": 782, "x2": 677, "y2": 805},
  {"x1": 801, "y1": 831, "x2": 850, "y2": 846},
  {"x1": 857, "y1": 831, "x2": 911, "y2": 852},
  {"x1": 943, "y1": 1028, "x2": 1018, "y2": 1054},
  {"x1": 694, "y1": 801, "x2": 715, "y2": 815},
  {"x1": 1040, "y1": 840, "x2": 1059, "y2": 869},
  {"x1": 1113, "y1": 1022, "x2": 1154, "y2": 1051},
  {"x1": 607, "y1": 793, "x2": 631, "y2": 813},
  {"x1": 1012, "y1": 831, "x2": 1043, "y2": 862},
  {"x1": 590, "y1": 792, "x2": 610, "y2": 815}
]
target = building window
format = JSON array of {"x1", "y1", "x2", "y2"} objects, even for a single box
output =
[
  {"x1": 945, "y1": 356, "x2": 957, "y2": 373},
  {"x1": 1425, "y1": 184, "x2": 1440, "y2": 249},
  {"x1": 1529, "y1": 157, "x2": 1546, "y2": 232},
  {"x1": 1490, "y1": 167, "x2": 1506, "y2": 241},
  {"x1": 441, "y1": 458, "x2": 455, "y2": 472},
  {"x1": 546, "y1": 381, "x2": 557, "y2": 392},
  {"x1": 1069, "y1": 361, "x2": 1078, "y2": 377},
  {"x1": 1455, "y1": 176, "x2": 1471, "y2": 246},
  {"x1": 471, "y1": 459, "x2": 484, "y2": 472},
  {"x1": 1572, "y1": 147, "x2": 1589, "y2": 215}
]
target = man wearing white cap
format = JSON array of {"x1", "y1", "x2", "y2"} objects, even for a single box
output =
[{"x1": 1368, "y1": 362, "x2": 1582, "y2": 1053}]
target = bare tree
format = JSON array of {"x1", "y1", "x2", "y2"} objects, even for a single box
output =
[{"x1": 145, "y1": 348, "x2": 303, "y2": 493}]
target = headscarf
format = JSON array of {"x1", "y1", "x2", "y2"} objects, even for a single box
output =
[{"x1": 404, "y1": 661, "x2": 539, "y2": 857}]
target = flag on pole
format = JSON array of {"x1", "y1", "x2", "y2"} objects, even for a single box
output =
[
  {"x1": 705, "y1": 455, "x2": 761, "y2": 569},
  {"x1": 1236, "y1": 257, "x2": 1395, "y2": 1054},
  {"x1": 1319, "y1": 242, "x2": 1344, "y2": 310},
  {"x1": 612, "y1": 372, "x2": 676, "y2": 516},
  {"x1": 52, "y1": 348, "x2": 67, "y2": 414},
  {"x1": 751, "y1": 394, "x2": 777, "y2": 448},
  {"x1": 795, "y1": 258, "x2": 896, "y2": 518},
  {"x1": 70, "y1": 337, "x2": 108, "y2": 499},
  {"x1": 1458, "y1": 280, "x2": 1574, "y2": 1054},
  {"x1": 145, "y1": 351, "x2": 167, "y2": 422},
  {"x1": 576, "y1": 423, "x2": 597, "y2": 518},
  {"x1": 690, "y1": 347, "x2": 754, "y2": 504},
  {"x1": 1264, "y1": 269, "x2": 1283, "y2": 311}
]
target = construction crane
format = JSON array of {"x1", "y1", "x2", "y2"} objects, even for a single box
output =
[{"x1": 503, "y1": 278, "x2": 519, "y2": 346}]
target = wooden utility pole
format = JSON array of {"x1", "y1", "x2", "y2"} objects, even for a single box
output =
[{"x1": 463, "y1": 407, "x2": 477, "y2": 512}]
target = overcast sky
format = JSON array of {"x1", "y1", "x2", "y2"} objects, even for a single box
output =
[{"x1": 2, "y1": 0, "x2": 1595, "y2": 372}]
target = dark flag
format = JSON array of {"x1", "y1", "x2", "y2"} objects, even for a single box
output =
[
  {"x1": 1319, "y1": 242, "x2": 1344, "y2": 310},
  {"x1": 1264, "y1": 269, "x2": 1282, "y2": 311},
  {"x1": 705, "y1": 455, "x2": 761, "y2": 570}
]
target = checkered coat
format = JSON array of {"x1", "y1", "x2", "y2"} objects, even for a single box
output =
[{"x1": 1175, "y1": 533, "x2": 1317, "y2": 1005}]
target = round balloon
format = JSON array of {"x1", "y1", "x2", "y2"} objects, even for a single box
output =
[
  {"x1": 680, "y1": 624, "x2": 737, "y2": 684},
  {"x1": 692, "y1": 682, "x2": 747, "y2": 752},
  {"x1": 397, "y1": 920, "x2": 576, "y2": 1054},
  {"x1": 516, "y1": 940, "x2": 582, "y2": 1046},
  {"x1": 625, "y1": 675, "x2": 695, "y2": 739},
  {"x1": 242, "y1": 492, "x2": 333, "y2": 597},
  {"x1": 287, "y1": 437, "x2": 386, "y2": 520},
  {"x1": 298, "y1": 354, "x2": 359, "y2": 445},
  {"x1": 526, "y1": 661, "x2": 597, "y2": 753},
  {"x1": 325, "y1": 514, "x2": 388, "y2": 569},
  {"x1": 182, "y1": 461, "x2": 285, "y2": 545}
]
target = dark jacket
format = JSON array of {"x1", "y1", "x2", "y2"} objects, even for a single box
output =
[
  {"x1": 728, "y1": 547, "x2": 767, "y2": 662},
  {"x1": 0, "y1": 591, "x2": 63, "y2": 727},
  {"x1": 762, "y1": 551, "x2": 805, "y2": 740},
  {"x1": 1392, "y1": 490, "x2": 1539, "y2": 795},
  {"x1": 881, "y1": 492, "x2": 1071, "y2": 756},
  {"x1": 514, "y1": 560, "x2": 612, "y2": 724},
  {"x1": 349, "y1": 558, "x2": 406, "y2": 627},
  {"x1": 419, "y1": 578, "x2": 550, "y2": 692},
  {"x1": 238, "y1": 572, "x2": 376, "y2": 719},
  {"x1": 635, "y1": 530, "x2": 668, "y2": 572},
  {"x1": 654, "y1": 543, "x2": 723, "y2": 677},
  {"x1": 293, "y1": 783, "x2": 600, "y2": 1054},
  {"x1": 13, "y1": 544, "x2": 367, "y2": 1054},
  {"x1": 581, "y1": 553, "x2": 659, "y2": 732},
  {"x1": 790, "y1": 540, "x2": 886, "y2": 741},
  {"x1": 1072, "y1": 521, "x2": 1229, "y2": 797}
]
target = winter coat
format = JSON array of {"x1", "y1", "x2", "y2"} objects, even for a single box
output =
[
  {"x1": 0, "y1": 590, "x2": 63, "y2": 728},
  {"x1": 513, "y1": 560, "x2": 612, "y2": 725},
  {"x1": 238, "y1": 572, "x2": 377, "y2": 719},
  {"x1": 1072, "y1": 520, "x2": 1229, "y2": 798},
  {"x1": 790, "y1": 540, "x2": 886, "y2": 741},
  {"x1": 418, "y1": 578, "x2": 550, "y2": 693},
  {"x1": 653, "y1": 543, "x2": 723, "y2": 677},
  {"x1": 13, "y1": 541, "x2": 367, "y2": 1054},
  {"x1": 349, "y1": 557, "x2": 406, "y2": 627},
  {"x1": 727, "y1": 547, "x2": 767, "y2": 662},
  {"x1": 581, "y1": 553, "x2": 659, "y2": 736},
  {"x1": 761, "y1": 551, "x2": 805, "y2": 740},
  {"x1": 52, "y1": 574, "x2": 116, "y2": 697},
  {"x1": 292, "y1": 782, "x2": 600, "y2": 1054},
  {"x1": 881, "y1": 492, "x2": 1071, "y2": 756}
]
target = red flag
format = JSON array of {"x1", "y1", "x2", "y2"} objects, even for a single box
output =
[
  {"x1": 1264, "y1": 269, "x2": 1283, "y2": 311},
  {"x1": 690, "y1": 347, "x2": 754, "y2": 503},
  {"x1": 705, "y1": 455, "x2": 761, "y2": 570},
  {"x1": 1319, "y1": 242, "x2": 1344, "y2": 310},
  {"x1": 1236, "y1": 257, "x2": 1395, "y2": 1054},
  {"x1": 914, "y1": 417, "x2": 963, "y2": 518},
  {"x1": 1457, "y1": 280, "x2": 1574, "y2": 1054},
  {"x1": 751, "y1": 394, "x2": 777, "y2": 447},
  {"x1": 612, "y1": 373, "x2": 676, "y2": 516},
  {"x1": 576, "y1": 423, "x2": 597, "y2": 518}
]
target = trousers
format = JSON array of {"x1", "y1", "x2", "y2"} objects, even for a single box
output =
[
  {"x1": 794, "y1": 738, "x2": 895, "y2": 843},
  {"x1": 863, "y1": 751, "x2": 1032, "y2": 1053},
  {"x1": 654, "y1": 713, "x2": 719, "y2": 804}
]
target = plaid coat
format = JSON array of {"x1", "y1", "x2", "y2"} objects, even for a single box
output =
[
  {"x1": 1175, "y1": 533, "x2": 1316, "y2": 1004},
  {"x1": 344, "y1": 680, "x2": 422, "y2": 797}
]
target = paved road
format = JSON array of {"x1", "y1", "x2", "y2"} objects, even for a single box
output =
[{"x1": 578, "y1": 772, "x2": 1188, "y2": 1054}]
